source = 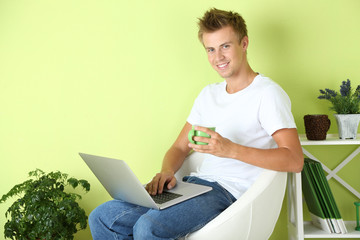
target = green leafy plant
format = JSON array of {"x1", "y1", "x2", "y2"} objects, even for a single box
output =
[
  {"x1": 318, "y1": 79, "x2": 360, "y2": 114},
  {"x1": 0, "y1": 169, "x2": 90, "y2": 240}
]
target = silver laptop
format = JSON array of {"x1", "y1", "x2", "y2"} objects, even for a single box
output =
[{"x1": 79, "y1": 153, "x2": 212, "y2": 210}]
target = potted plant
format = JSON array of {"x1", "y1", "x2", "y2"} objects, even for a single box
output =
[
  {"x1": 318, "y1": 79, "x2": 360, "y2": 139},
  {"x1": 0, "y1": 169, "x2": 90, "y2": 240}
]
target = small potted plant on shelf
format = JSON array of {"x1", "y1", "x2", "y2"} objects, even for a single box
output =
[
  {"x1": 318, "y1": 79, "x2": 360, "y2": 139},
  {"x1": 0, "y1": 169, "x2": 91, "y2": 240}
]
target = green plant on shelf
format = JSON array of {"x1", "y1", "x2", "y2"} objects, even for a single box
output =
[{"x1": 318, "y1": 79, "x2": 360, "y2": 114}]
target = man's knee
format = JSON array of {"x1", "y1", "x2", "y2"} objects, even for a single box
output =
[
  {"x1": 88, "y1": 201, "x2": 114, "y2": 229},
  {"x1": 133, "y1": 214, "x2": 153, "y2": 239},
  {"x1": 133, "y1": 213, "x2": 172, "y2": 239},
  {"x1": 88, "y1": 206, "x2": 101, "y2": 228}
]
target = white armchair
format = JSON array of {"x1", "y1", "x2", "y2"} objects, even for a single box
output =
[{"x1": 175, "y1": 152, "x2": 287, "y2": 240}]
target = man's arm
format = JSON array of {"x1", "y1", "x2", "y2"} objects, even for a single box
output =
[
  {"x1": 146, "y1": 122, "x2": 193, "y2": 195},
  {"x1": 189, "y1": 126, "x2": 304, "y2": 173}
]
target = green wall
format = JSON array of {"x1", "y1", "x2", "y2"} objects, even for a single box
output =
[{"x1": 1, "y1": 0, "x2": 360, "y2": 239}]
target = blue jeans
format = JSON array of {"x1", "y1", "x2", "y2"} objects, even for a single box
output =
[{"x1": 89, "y1": 176, "x2": 236, "y2": 240}]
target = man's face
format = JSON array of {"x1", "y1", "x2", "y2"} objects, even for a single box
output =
[{"x1": 202, "y1": 26, "x2": 248, "y2": 80}]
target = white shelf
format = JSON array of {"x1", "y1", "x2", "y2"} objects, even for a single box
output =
[
  {"x1": 287, "y1": 135, "x2": 360, "y2": 239},
  {"x1": 304, "y1": 221, "x2": 360, "y2": 238},
  {"x1": 299, "y1": 134, "x2": 360, "y2": 145}
]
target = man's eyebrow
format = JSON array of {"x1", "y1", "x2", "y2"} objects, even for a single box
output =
[
  {"x1": 204, "y1": 42, "x2": 232, "y2": 49},
  {"x1": 220, "y1": 41, "x2": 232, "y2": 47}
]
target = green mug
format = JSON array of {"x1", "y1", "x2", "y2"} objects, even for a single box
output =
[{"x1": 188, "y1": 126, "x2": 216, "y2": 145}]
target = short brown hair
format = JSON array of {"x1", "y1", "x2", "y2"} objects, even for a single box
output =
[{"x1": 198, "y1": 8, "x2": 248, "y2": 44}]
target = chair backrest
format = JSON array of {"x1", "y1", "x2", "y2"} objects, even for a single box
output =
[
  {"x1": 174, "y1": 151, "x2": 207, "y2": 181},
  {"x1": 175, "y1": 152, "x2": 287, "y2": 240}
]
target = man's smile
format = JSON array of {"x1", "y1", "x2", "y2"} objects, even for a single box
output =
[{"x1": 216, "y1": 62, "x2": 229, "y2": 70}]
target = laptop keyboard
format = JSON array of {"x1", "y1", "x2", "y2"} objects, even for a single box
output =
[{"x1": 150, "y1": 191, "x2": 183, "y2": 204}]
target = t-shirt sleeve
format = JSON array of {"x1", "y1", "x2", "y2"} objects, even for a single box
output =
[
  {"x1": 259, "y1": 84, "x2": 296, "y2": 136},
  {"x1": 186, "y1": 89, "x2": 204, "y2": 126}
]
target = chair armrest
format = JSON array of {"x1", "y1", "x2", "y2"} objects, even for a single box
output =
[{"x1": 185, "y1": 169, "x2": 287, "y2": 240}]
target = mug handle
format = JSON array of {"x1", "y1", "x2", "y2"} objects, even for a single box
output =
[{"x1": 188, "y1": 129, "x2": 196, "y2": 144}]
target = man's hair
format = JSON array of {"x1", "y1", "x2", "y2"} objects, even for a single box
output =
[{"x1": 197, "y1": 8, "x2": 248, "y2": 44}]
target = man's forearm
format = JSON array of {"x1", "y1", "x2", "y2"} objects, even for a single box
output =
[
  {"x1": 161, "y1": 146, "x2": 190, "y2": 175},
  {"x1": 232, "y1": 144, "x2": 303, "y2": 172}
]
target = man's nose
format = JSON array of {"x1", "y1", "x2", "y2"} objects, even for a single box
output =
[{"x1": 215, "y1": 50, "x2": 225, "y2": 61}]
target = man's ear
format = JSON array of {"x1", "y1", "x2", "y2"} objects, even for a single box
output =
[{"x1": 241, "y1": 36, "x2": 249, "y2": 51}]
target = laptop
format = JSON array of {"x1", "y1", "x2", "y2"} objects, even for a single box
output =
[{"x1": 79, "y1": 153, "x2": 212, "y2": 210}]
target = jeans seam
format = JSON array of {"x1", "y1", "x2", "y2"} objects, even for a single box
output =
[
  {"x1": 141, "y1": 213, "x2": 176, "y2": 239},
  {"x1": 112, "y1": 231, "x2": 119, "y2": 240},
  {"x1": 214, "y1": 182, "x2": 236, "y2": 204},
  {"x1": 174, "y1": 212, "x2": 219, "y2": 239},
  {"x1": 96, "y1": 217, "x2": 120, "y2": 240},
  {"x1": 97, "y1": 217, "x2": 121, "y2": 240},
  {"x1": 109, "y1": 205, "x2": 144, "y2": 233}
]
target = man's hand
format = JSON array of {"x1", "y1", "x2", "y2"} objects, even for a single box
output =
[
  {"x1": 188, "y1": 126, "x2": 235, "y2": 158},
  {"x1": 145, "y1": 171, "x2": 177, "y2": 195}
]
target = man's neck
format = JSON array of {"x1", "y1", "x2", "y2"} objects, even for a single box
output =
[{"x1": 225, "y1": 66, "x2": 258, "y2": 94}]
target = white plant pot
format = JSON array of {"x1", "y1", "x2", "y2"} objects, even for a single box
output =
[{"x1": 334, "y1": 114, "x2": 360, "y2": 139}]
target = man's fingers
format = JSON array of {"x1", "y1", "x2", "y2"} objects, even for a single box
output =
[
  {"x1": 158, "y1": 176, "x2": 167, "y2": 194},
  {"x1": 195, "y1": 126, "x2": 214, "y2": 135},
  {"x1": 194, "y1": 136, "x2": 210, "y2": 144},
  {"x1": 147, "y1": 173, "x2": 176, "y2": 195},
  {"x1": 146, "y1": 175, "x2": 159, "y2": 195},
  {"x1": 167, "y1": 177, "x2": 177, "y2": 190}
]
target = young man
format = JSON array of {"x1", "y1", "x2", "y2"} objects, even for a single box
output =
[{"x1": 89, "y1": 8, "x2": 303, "y2": 239}]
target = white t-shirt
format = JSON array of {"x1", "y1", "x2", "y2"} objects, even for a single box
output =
[{"x1": 187, "y1": 74, "x2": 296, "y2": 199}]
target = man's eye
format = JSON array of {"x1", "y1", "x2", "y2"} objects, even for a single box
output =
[
  {"x1": 223, "y1": 45, "x2": 230, "y2": 49},
  {"x1": 207, "y1": 48, "x2": 214, "y2": 53}
]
